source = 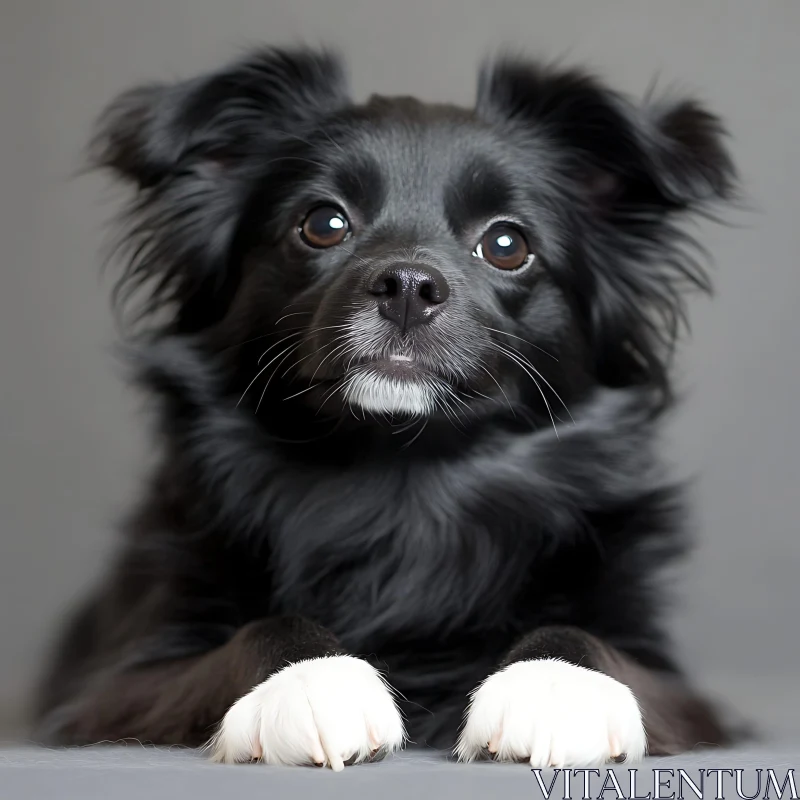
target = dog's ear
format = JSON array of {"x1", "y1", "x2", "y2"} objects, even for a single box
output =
[
  {"x1": 92, "y1": 48, "x2": 347, "y2": 188},
  {"x1": 92, "y1": 48, "x2": 348, "y2": 330},
  {"x1": 476, "y1": 59, "x2": 737, "y2": 396},
  {"x1": 476, "y1": 59, "x2": 735, "y2": 213}
]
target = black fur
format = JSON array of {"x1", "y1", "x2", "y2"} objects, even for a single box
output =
[{"x1": 36, "y1": 47, "x2": 736, "y2": 752}]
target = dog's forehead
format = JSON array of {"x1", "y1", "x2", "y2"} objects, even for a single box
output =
[{"x1": 318, "y1": 98, "x2": 521, "y2": 225}]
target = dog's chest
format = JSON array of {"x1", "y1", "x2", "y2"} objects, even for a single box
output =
[{"x1": 264, "y1": 456, "x2": 539, "y2": 651}]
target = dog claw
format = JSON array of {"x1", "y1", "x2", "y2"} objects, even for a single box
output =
[{"x1": 487, "y1": 723, "x2": 503, "y2": 754}]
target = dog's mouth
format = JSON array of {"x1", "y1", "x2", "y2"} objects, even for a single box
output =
[
  {"x1": 362, "y1": 353, "x2": 420, "y2": 376},
  {"x1": 337, "y1": 353, "x2": 452, "y2": 417},
  {"x1": 293, "y1": 318, "x2": 478, "y2": 418}
]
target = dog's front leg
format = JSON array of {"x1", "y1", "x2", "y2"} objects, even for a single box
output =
[
  {"x1": 39, "y1": 616, "x2": 404, "y2": 770},
  {"x1": 455, "y1": 625, "x2": 727, "y2": 767},
  {"x1": 210, "y1": 624, "x2": 405, "y2": 769}
]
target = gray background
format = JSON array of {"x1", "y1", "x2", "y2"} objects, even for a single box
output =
[{"x1": 1, "y1": 0, "x2": 798, "y2": 741}]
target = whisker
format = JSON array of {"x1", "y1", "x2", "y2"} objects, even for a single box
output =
[
  {"x1": 318, "y1": 375, "x2": 350, "y2": 414},
  {"x1": 318, "y1": 129, "x2": 348, "y2": 158},
  {"x1": 471, "y1": 389, "x2": 493, "y2": 402},
  {"x1": 337, "y1": 244, "x2": 373, "y2": 269},
  {"x1": 256, "y1": 342, "x2": 304, "y2": 413},
  {"x1": 435, "y1": 386, "x2": 467, "y2": 434},
  {"x1": 478, "y1": 363, "x2": 515, "y2": 417},
  {"x1": 257, "y1": 324, "x2": 351, "y2": 365},
  {"x1": 283, "y1": 383, "x2": 323, "y2": 401},
  {"x1": 445, "y1": 387, "x2": 471, "y2": 413},
  {"x1": 482, "y1": 327, "x2": 559, "y2": 361},
  {"x1": 401, "y1": 418, "x2": 429, "y2": 449},
  {"x1": 273, "y1": 311, "x2": 313, "y2": 326},
  {"x1": 391, "y1": 415, "x2": 422, "y2": 435},
  {"x1": 257, "y1": 331, "x2": 305, "y2": 364},
  {"x1": 238, "y1": 340, "x2": 302, "y2": 407},
  {"x1": 489, "y1": 344, "x2": 560, "y2": 439},
  {"x1": 309, "y1": 340, "x2": 356, "y2": 384},
  {"x1": 282, "y1": 333, "x2": 350, "y2": 378},
  {"x1": 215, "y1": 327, "x2": 307, "y2": 356},
  {"x1": 491, "y1": 342, "x2": 575, "y2": 425}
]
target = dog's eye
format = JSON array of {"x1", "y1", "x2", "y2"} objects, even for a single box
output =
[
  {"x1": 473, "y1": 224, "x2": 532, "y2": 271},
  {"x1": 299, "y1": 206, "x2": 350, "y2": 248}
]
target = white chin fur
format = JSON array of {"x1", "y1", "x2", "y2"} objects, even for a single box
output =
[{"x1": 343, "y1": 371, "x2": 435, "y2": 416}]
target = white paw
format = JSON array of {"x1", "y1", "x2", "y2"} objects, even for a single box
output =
[
  {"x1": 455, "y1": 658, "x2": 646, "y2": 767},
  {"x1": 208, "y1": 655, "x2": 405, "y2": 770}
]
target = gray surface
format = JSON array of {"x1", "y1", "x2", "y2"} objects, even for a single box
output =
[
  {"x1": 1, "y1": 746, "x2": 799, "y2": 800},
  {"x1": 2, "y1": 0, "x2": 800, "y2": 740}
]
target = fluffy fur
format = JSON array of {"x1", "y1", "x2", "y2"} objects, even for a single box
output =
[
  {"x1": 35, "y1": 47, "x2": 737, "y2": 762},
  {"x1": 455, "y1": 658, "x2": 646, "y2": 766}
]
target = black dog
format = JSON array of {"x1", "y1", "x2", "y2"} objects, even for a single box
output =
[{"x1": 35, "y1": 48, "x2": 736, "y2": 769}]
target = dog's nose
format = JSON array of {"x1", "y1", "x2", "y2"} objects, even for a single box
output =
[{"x1": 368, "y1": 263, "x2": 450, "y2": 330}]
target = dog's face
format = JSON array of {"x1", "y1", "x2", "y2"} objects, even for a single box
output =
[
  {"x1": 231, "y1": 99, "x2": 584, "y2": 420},
  {"x1": 96, "y1": 50, "x2": 734, "y2": 425}
]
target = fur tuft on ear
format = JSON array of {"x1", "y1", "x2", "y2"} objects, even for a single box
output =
[
  {"x1": 91, "y1": 48, "x2": 347, "y2": 188},
  {"x1": 90, "y1": 83, "x2": 177, "y2": 189},
  {"x1": 477, "y1": 58, "x2": 736, "y2": 211},
  {"x1": 640, "y1": 97, "x2": 736, "y2": 205},
  {"x1": 476, "y1": 58, "x2": 737, "y2": 398},
  {"x1": 91, "y1": 48, "x2": 349, "y2": 330}
]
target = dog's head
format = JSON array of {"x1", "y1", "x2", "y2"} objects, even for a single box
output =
[{"x1": 94, "y1": 48, "x2": 735, "y2": 426}]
